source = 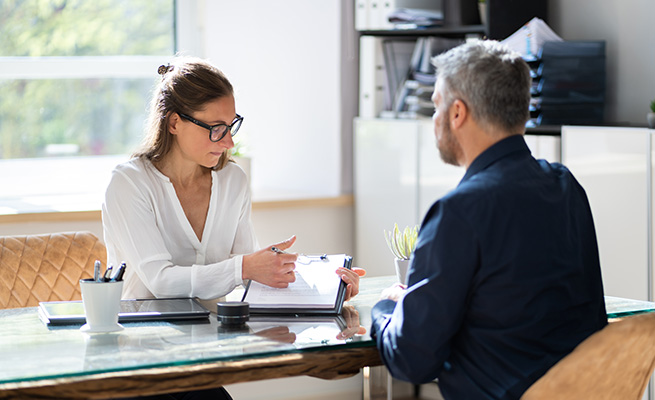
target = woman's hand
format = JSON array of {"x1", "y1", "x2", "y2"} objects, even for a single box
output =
[
  {"x1": 337, "y1": 267, "x2": 367, "y2": 301},
  {"x1": 254, "y1": 326, "x2": 297, "y2": 343},
  {"x1": 336, "y1": 305, "x2": 367, "y2": 340},
  {"x1": 242, "y1": 236, "x2": 298, "y2": 288}
]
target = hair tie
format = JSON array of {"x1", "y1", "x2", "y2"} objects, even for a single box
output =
[{"x1": 157, "y1": 64, "x2": 173, "y2": 77}]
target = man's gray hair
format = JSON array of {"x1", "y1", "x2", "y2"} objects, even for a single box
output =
[{"x1": 432, "y1": 39, "x2": 531, "y2": 133}]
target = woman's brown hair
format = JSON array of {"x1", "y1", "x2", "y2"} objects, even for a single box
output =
[{"x1": 134, "y1": 56, "x2": 234, "y2": 170}]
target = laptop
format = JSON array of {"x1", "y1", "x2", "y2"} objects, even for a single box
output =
[{"x1": 38, "y1": 298, "x2": 211, "y2": 326}]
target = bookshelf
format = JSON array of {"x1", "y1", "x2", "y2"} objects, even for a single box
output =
[
  {"x1": 353, "y1": 0, "x2": 554, "y2": 274},
  {"x1": 360, "y1": 25, "x2": 485, "y2": 38},
  {"x1": 357, "y1": 0, "x2": 549, "y2": 119}
]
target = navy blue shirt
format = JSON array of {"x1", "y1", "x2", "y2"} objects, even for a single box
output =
[{"x1": 371, "y1": 134, "x2": 607, "y2": 400}]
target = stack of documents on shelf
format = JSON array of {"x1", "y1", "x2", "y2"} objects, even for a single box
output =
[
  {"x1": 391, "y1": 36, "x2": 462, "y2": 117},
  {"x1": 388, "y1": 8, "x2": 444, "y2": 29},
  {"x1": 359, "y1": 34, "x2": 462, "y2": 119},
  {"x1": 356, "y1": 0, "x2": 444, "y2": 31},
  {"x1": 501, "y1": 17, "x2": 563, "y2": 60}
]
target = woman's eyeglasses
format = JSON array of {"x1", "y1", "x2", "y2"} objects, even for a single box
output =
[{"x1": 178, "y1": 112, "x2": 243, "y2": 142}]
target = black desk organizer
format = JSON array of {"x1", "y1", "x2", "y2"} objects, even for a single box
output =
[{"x1": 530, "y1": 41, "x2": 606, "y2": 126}]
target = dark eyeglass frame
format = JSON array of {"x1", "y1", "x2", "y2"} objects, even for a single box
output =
[{"x1": 178, "y1": 112, "x2": 243, "y2": 142}]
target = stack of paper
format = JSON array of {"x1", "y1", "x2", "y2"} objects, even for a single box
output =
[
  {"x1": 243, "y1": 254, "x2": 353, "y2": 315},
  {"x1": 501, "y1": 17, "x2": 563, "y2": 59}
]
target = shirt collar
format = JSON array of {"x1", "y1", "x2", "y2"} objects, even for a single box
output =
[{"x1": 460, "y1": 134, "x2": 530, "y2": 184}]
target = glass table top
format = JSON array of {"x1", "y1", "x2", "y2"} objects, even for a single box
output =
[
  {"x1": 1, "y1": 274, "x2": 653, "y2": 386},
  {"x1": 605, "y1": 295, "x2": 655, "y2": 318},
  {"x1": 0, "y1": 276, "x2": 395, "y2": 385}
]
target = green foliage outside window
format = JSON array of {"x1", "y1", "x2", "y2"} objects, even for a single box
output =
[{"x1": 0, "y1": 0, "x2": 174, "y2": 159}]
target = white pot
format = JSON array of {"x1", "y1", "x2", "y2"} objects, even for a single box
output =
[
  {"x1": 648, "y1": 112, "x2": 655, "y2": 129},
  {"x1": 394, "y1": 258, "x2": 410, "y2": 284}
]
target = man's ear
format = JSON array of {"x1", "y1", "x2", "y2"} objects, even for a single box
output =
[
  {"x1": 168, "y1": 112, "x2": 180, "y2": 135},
  {"x1": 449, "y1": 99, "x2": 468, "y2": 130}
]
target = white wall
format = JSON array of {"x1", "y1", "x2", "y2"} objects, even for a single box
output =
[
  {"x1": 252, "y1": 204, "x2": 354, "y2": 258},
  {"x1": 199, "y1": 0, "x2": 344, "y2": 199},
  {"x1": 548, "y1": 0, "x2": 655, "y2": 125}
]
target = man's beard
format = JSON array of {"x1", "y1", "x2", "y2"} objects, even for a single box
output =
[{"x1": 437, "y1": 117, "x2": 462, "y2": 166}]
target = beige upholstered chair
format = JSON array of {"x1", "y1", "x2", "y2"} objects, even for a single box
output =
[
  {"x1": 0, "y1": 231, "x2": 107, "y2": 309},
  {"x1": 521, "y1": 313, "x2": 655, "y2": 400}
]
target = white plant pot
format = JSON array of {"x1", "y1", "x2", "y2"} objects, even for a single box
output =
[
  {"x1": 394, "y1": 258, "x2": 410, "y2": 284},
  {"x1": 648, "y1": 112, "x2": 655, "y2": 129}
]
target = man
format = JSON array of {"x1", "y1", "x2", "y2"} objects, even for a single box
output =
[{"x1": 370, "y1": 40, "x2": 607, "y2": 399}]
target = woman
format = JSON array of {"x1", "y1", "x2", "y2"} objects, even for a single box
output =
[{"x1": 102, "y1": 57, "x2": 363, "y2": 400}]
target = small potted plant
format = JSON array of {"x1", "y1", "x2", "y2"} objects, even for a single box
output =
[
  {"x1": 384, "y1": 223, "x2": 418, "y2": 284},
  {"x1": 648, "y1": 99, "x2": 655, "y2": 129}
]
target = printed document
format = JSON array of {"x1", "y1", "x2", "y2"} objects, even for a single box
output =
[{"x1": 243, "y1": 254, "x2": 351, "y2": 313}]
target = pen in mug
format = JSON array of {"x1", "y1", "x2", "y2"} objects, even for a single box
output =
[
  {"x1": 112, "y1": 262, "x2": 127, "y2": 282},
  {"x1": 93, "y1": 260, "x2": 102, "y2": 282},
  {"x1": 102, "y1": 265, "x2": 113, "y2": 282}
]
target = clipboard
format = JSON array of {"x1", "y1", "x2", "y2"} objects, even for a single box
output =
[{"x1": 242, "y1": 254, "x2": 353, "y2": 315}]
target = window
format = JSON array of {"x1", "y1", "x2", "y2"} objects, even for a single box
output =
[
  {"x1": 0, "y1": 0, "x2": 174, "y2": 213},
  {"x1": 0, "y1": 1, "x2": 351, "y2": 214}
]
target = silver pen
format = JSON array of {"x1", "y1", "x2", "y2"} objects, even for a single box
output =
[
  {"x1": 93, "y1": 260, "x2": 101, "y2": 282},
  {"x1": 102, "y1": 265, "x2": 113, "y2": 282},
  {"x1": 270, "y1": 246, "x2": 288, "y2": 254}
]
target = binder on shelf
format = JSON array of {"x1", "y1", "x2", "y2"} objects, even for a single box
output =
[
  {"x1": 382, "y1": 39, "x2": 416, "y2": 111},
  {"x1": 390, "y1": 37, "x2": 462, "y2": 116},
  {"x1": 359, "y1": 36, "x2": 386, "y2": 118},
  {"x1": 369, "y1": 0, "x2": 394, "y2": 30},
  {"x1": 355, "y1": 0, "x2": 369, "y2": 31}
]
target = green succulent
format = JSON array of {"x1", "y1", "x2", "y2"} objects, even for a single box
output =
[
  {"x1": 384, "y1": 224, "x2": 419, "y2": 260},
  {"x1": 650, "y1": 99, "x2": 655, "y2": 113}
]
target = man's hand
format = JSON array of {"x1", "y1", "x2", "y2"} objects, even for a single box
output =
[{"x1": 380, "y1": 283, "x2": 407, "y2": 302}]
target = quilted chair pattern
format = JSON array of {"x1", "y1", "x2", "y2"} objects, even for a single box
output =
[{"x1": 0, "y1": 231, "x2": 107, "y2": 309}]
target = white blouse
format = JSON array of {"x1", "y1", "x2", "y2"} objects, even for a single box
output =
[{"x1": 102, "y1": 157, "x2": 259, "y2": 300}]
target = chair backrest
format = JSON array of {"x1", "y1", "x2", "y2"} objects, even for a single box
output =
[
  {"x1": 0, "y1": 231, "x2": 107, "y2": 309},
  {"x1": 521, "y1": 312, "x2": 655, "y2": 400}
]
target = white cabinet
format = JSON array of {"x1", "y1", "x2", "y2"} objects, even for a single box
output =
[
  {"x1": 562, "y1": 126, "x2": 651, "y2": 301},
  {"x1": 354, "y1": 117, "x2": 560, "y2": 276},
  {"x1": 354, "y1": 118, "x2": 423, "y2": 276}
]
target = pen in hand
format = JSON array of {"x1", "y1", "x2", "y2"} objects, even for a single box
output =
[{"x1": 270, "y1": 246, "x2": 289, "y2": 254}]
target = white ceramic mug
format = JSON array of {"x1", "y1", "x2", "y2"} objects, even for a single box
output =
[{"x1": 79, "y1": 279, "x2": 124, "y2": 333}]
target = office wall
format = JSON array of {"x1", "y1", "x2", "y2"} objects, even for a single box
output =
[
  {"x1": 200, "y1": 0, "x2": 349, "y2": 198},
  {"x1": 548, "y1": 0, "x2": 655, "y2": 125}
]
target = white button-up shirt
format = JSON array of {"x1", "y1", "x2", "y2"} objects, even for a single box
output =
[{"x1": 102, "y1": 157, "x2": 258, "y2": 300}]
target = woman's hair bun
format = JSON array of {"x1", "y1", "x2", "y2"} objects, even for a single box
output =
[{"x1": 157, "y1": 64, "x2": 173, "y2": 77}]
